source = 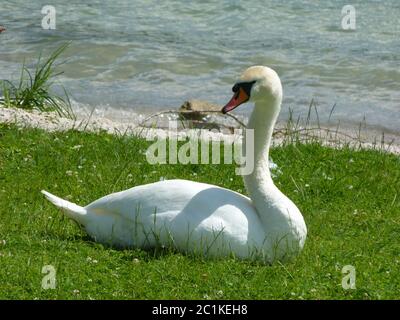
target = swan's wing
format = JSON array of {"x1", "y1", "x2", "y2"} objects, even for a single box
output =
[
  {"x1": 82, "y1": 179, "x2": 265, "y2": 255},
  {"x1": 85, "y1": 179, "x2": 254, "y2": 222}
]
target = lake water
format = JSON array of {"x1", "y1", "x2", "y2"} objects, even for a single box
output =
[{"x1": 0, "y1": 0, "x2": 399, "y2": 131}]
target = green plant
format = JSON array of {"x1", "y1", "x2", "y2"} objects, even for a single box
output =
[
  {"x1": 0, "y1": 122, "x2": 399, "y2": 299},
  {"x1": 0, "y1": 43, "x2": 75, "y2": 119}
]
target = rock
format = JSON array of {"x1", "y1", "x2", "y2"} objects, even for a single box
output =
[
  {"x1": 179, "y1": 99, "x2": 221, "y2": 121},
  {"x1": 0, "y1": 26, "x2": 6, "y2": 33}
]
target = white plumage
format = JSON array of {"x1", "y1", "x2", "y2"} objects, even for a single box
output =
[{"x1": 42, "y1": 66, "x2": 307, "y2": 263}]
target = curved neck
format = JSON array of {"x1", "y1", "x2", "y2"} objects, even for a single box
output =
[
  {"x1": 243, "y1": 99, "x2": 279, "y2": 188},
  {"x1": 242, "y1": 98, "x2": 283, "y2": 218}
]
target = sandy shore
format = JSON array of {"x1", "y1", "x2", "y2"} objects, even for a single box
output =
[{"x1": 1, "y1": 106, "x2": 400, "y2": 155}]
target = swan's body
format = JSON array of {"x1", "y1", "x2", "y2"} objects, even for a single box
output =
[{"x1": 42, "y1": 66, "x2": 307, "y2": 263}]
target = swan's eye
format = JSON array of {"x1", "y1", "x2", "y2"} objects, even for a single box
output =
[
  {"x1": 232, "y1": 81, "x2": 256, "y2": 96},
  {"x1": 241, "y1": 81, "x2": 257, "y2": 96}
]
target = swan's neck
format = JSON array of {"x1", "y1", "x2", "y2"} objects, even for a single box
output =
[
  {"x1": 243, "y1": 99, "x2": 279, "y2": 189},
  {"x1": 242, "y1": 98, "x2": 284, "y2": 219},
  {"x1": 242, "y1": 97, "x2": 307, "y2": 259}
]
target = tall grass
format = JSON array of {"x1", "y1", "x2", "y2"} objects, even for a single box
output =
[{"x1": 0, "y1": 43, "x2": 75, "y2": 119}]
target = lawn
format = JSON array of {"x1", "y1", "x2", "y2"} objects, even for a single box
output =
[{"x1": 0, "y1": 122, "x2": 399, "y2": 299}]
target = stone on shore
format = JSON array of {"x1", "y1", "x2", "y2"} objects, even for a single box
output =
[{"x1": 179, "y1": 99, "x2": 221, "y2": 121}]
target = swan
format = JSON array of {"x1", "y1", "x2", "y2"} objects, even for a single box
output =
[{"x1": 42, "y1": 66, "x2": 307, "y2": 263}]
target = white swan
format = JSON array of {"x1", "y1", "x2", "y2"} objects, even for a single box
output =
[{"x1": 42, "y1": 66, "x2": 307, "y2": 263}]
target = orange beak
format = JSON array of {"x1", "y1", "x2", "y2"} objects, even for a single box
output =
[{"x1": 221, "y1": 87, "x2": 250, "y2": 114}]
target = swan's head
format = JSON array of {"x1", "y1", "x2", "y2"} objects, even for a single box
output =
[{"x1": 222, "y1": 66, "x2": 282, "y2": 114}]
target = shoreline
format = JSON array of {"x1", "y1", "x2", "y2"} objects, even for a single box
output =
[{"x1": 1, "y1": 105, "x2": 400, "y2": 155}]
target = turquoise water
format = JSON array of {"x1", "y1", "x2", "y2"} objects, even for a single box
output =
[{"x1": 0, "y1": 1, "x2": 399, "y2": 131}]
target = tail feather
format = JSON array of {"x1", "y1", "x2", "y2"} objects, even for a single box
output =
[{"x1": 41, "y1": 190, "x2": 87, "y2": 223}]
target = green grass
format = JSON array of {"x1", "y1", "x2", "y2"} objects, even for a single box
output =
[
  {"x1": 0, "y1": 123, "x2": 399, "y2": 299},
  {"x1": 0, "y1": 44, "x2": 75, "y2": 119}
]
